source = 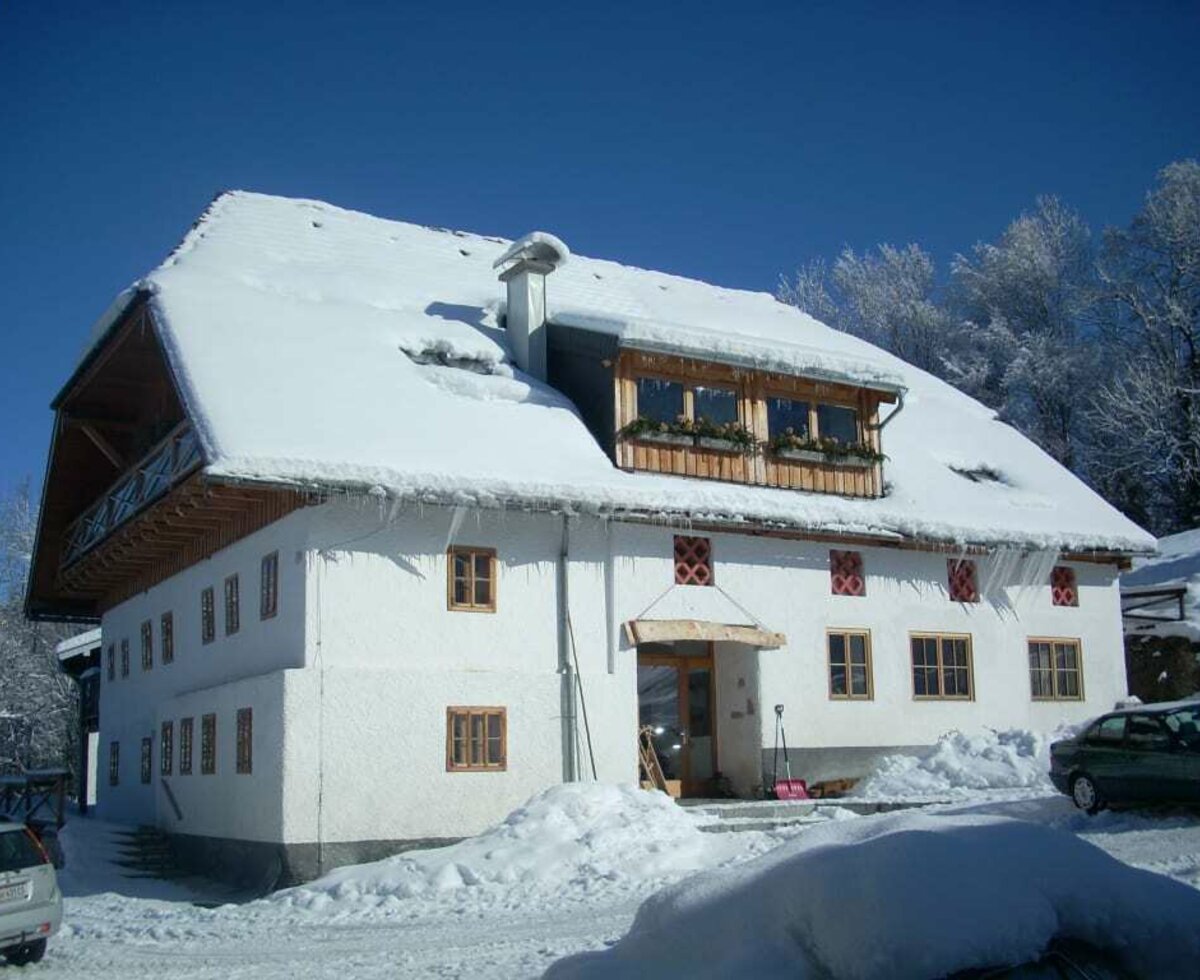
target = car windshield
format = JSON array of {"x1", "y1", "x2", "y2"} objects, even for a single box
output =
[{"x1": 0, "y1": 828, "x2": 46, "y2": 873}]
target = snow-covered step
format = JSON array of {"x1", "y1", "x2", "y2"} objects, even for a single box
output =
[
  {"x1": 697, "y1": 815, "x2": 829, "y2": 834},
  {"x1": 684, "y1": 796, "x2": 955, "y2": 833}
]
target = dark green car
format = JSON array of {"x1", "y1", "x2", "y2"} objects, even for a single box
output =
[{"x1": 1049, "y1": 700, "x2": 1200, "y2": 812}]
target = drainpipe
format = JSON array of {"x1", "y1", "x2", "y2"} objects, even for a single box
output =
[
  {"x1": 866, "y1": 388, "x2": 906, "y2": 433},
  {"x1": 558, "y1": 515, "x2": 579, "y2": 782}
]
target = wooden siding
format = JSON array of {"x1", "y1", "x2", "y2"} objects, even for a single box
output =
[{"x1": 614, "y1": 349, "x2": 889, "y2": 498}]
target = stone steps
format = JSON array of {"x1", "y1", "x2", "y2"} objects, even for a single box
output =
[{"x1": 686, "y1": 796, "x2": 952, "y2": 834}]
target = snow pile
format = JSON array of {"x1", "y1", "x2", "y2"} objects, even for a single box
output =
[
  {"x1": 854, "y1": 727, "x2": 1075, "y2": 799},
  {"x1": 546, "y1": 812, "x2": 1200, "y2": 980},
  {"x1": 1122, "y1": 527, "x2": 1200, "y2": 639},
  {"x1": 274, "y1": 784, "x2": 742, "y2": 913}
]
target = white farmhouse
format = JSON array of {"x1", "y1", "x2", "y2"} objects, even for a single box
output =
[{"x1": 29, "y1": 192, "x2": 1152, "y2": 885}]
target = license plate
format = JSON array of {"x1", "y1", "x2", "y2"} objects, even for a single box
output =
[{"x1": 0, "y1": 881, "x2": 29, "y2": 904}]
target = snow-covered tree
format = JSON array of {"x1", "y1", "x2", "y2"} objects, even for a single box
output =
[
  {"x1": 950, "y1": 197, "x2": 1099, "y2": 468},
  {"x1": 1092, "y1": 161, "x2": 1200, "y2": 532},
  {"x1": 0, "y1": 482, "x2": 76, "y2": 774},
  {"x1": 779, "y1": 244, "x2": 964, "y2": 378}
]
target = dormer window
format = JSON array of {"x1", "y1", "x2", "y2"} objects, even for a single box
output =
[{"x1": 614, "y1": 349, "x2": 894, "y2": 499}]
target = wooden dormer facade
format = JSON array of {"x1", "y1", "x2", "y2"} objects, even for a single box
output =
[
  {"x1": 27, "y1": 297, "x2": 307, "y2": 621},
  {"x1": 611, "y1": 349, "x2": 897, "y2": 499}
]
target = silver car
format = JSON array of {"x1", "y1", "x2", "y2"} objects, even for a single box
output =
[{"x1": 0, "y1": 821, "x2": 62, "y2": 965}]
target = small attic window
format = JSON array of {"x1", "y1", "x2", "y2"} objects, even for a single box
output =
[{"x1": 950, "y1": 465, "x2": 1007, "y2": 485}]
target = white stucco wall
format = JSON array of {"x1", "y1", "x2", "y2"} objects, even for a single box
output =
[{"x1": 95, "y1": 511, "x2": 308, "y2": 829}]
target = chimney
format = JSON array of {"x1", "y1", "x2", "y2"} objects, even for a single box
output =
[{"x1": 493, "y1": 232, "x2": 569, "y2": 380}]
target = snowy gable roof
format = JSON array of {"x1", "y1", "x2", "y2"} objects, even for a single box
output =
[{"x1": 100, "y1": 191, "x2": 1150, "y2": 554}]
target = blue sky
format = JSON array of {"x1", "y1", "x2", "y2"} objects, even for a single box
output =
[{"x1": 1, "y1": 1, "x2": 1198, "y2": 494}]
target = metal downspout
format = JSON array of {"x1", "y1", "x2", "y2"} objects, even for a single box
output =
[{"x1": 558, "y1": 515, "x2": 579, "y2": 782}]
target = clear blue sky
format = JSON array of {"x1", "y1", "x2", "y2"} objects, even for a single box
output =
[{"x1": 2, "y1": 1, "x2": 1198, "y2": 495}]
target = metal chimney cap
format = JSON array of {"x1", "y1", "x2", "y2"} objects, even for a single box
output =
[{"x1": 493, "y1": 231, "x2": 570, "y2": 272}]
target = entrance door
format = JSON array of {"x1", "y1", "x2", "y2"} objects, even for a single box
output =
[{"x1": 637, "y1": 643, "x2": 715, "y2": 797}]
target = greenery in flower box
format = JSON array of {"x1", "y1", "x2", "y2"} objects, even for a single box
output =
[
  {"x1": 619, "y1": 415, "x2": 756, "y2": 450},
  {"x1": 768, "y1": 429, "x2": 886, "y2": 463}
]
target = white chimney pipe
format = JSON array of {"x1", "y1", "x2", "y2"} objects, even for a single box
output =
[{"x1": 494, "y1": 232, "x2": 569, "y2": 381}]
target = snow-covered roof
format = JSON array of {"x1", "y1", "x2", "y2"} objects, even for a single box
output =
[
  {"x1": 55, "y1": 627, "x2": 101, "y2": 660},
  {"x1": 86, "y1": 191, "x2": 1151, "y2": 554},
  {"x1": 1121, "y1": 529, "x2": 1200, "y2": 639}
]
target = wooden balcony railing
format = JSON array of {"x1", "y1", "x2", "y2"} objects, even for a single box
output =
[{"x1": 61, "y1": 421, "x2": 203, "y2": 567}]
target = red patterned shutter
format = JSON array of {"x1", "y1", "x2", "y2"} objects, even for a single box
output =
[
  {"x1": 674, "y1": 536, "x2": 713, "y2": 586},
  {"x1": 1051, "y1": 566, "x2": 1078, "y2": 607},
  {"x1": 947, "y1": 559, "x2": 979, "y2": 603},
  {"x1": 830, "y1": 550, "x2": 865, "y2": 596}
]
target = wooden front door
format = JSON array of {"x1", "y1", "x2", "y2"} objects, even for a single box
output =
[{"x1": 637, "y1": 643, "x2": 716, "y2": 797}]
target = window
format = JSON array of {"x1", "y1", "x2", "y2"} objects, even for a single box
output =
[
  {"x1": 201, "y1": 713, "x2": 216, "y2": 774},
  {"x1": 828, "y1": 630, "x2": 872, "y2": 699},
  {"x1": 1088, "y1": 716, "x2": 1126, "y2": 744},
  {"x1": 141, "y1": 620, "x2": 153, "y2": 671},
  {"x1": 947, "y1": 559, "x2": 979, "y2": 603},
  {"x1": 1051, "y1": 566, "x2": 1078, "y2": 607},
  {"x1": 108, "y1": 741, "x2": 119, "y2": 786},
  {"x1": 766, "y1": 396, "x2": 811, "y2": 439},
  {"x1": 261, "y1": 551, "x2": 279, "y2": 620},
  {"x1": 179, "y1": 717, "x2": 194, "y2": 775},
  {"x1": 224, "y1": 575, "x2": 240, "y2": 635},
  {"x1": 817, "y1": 404, "x2": 860, "y2": 444},
  {"x1": 160, "y1": 722, "x2": 173, "y2": 776},
  {"x1": 120, "y1": 638, "x2": 130, "y2": 677},
  {"x1": 161, "y1": 612, "x2": 174, "y2": 664},
  {"x1": 830, "y1": 550, "x2": 865, "y2": 596},
  {"x1": 1028, "y1": 639, "x2": 1083, "y2": 700},
  {"x1": 692, "y1": 385, "x2": 738, "y2": 425},
  {"x1": 911, "y1": 633, "x2": 974, "y2": 699},
  {"x1": 674, "y1": 535, "x2": 713, "y2": 586},
  {"x1": 106, "y1": 645, "x2": 115, "y2": 682},
  {"x1": 140, "y1": 737, "x2": 152, "y2": 784},
  {"x1": 201, "y1": 587, "x2": 215, "y2": 644},
  {"x1": 635, "y1": 376, "x2": 685, "y2": 424},
  {"x1": 446, "y1": 707, "x2": 506, "y2": 771},
  {"x1": 236, "y1": 708, "x2": 253, "y2": 774},
  {"x1": 447, "y1": 547, "x2": 497, "y2": 611},
  {"x1": 1126, "y1": 713, "x2": 1171, "y2": 751}
]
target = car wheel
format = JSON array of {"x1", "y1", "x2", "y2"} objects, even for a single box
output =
[
  {"x1": 4, "y1": 938, "x2": 47, "y2": 965},
  {"x1": 1071, "y1": 773, "x2": 1104, "y2": 814}
]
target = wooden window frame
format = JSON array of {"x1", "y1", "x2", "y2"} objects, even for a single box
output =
[
  {"x1": 120, "y1": 638, "x2": 130, "y2": 677},
  {"x1": 200, "y1": 713, "x2": 216, "y2": 775},
  {"x1": 445, "y1": 706, "x2": 507, "y2": 771},
  {"x1": 632, "y1": 371, "x2": 744, "y2": 428},
  {"x1": 224, "y1": 574, "x2": 240, "y2": 636},
  {"x1": 140, "y1": 736, "x2": 152, "y2": 785},
  {"x1": 179, "y1": 717, "x2": 194, "y2": 775},
  {"x1": 160, "y1": 721, "x2": 173, "y2": 777},
  {"x1": 141, "y1": 620, "x2": 153, "y2": 671},
  {"x1": 260, "y1": 551, "x2": 279, "y2": 620},
  {"x1": 201, "y1": 587, "x2": 215, "y2": 644},
  {"x1": 1051, "y1": 566, "x2": 1079, "y2": 607},
  {"x1": 1028, "y1": 637, "x2": 1084, "y2": 701},
  {"x1": 830, "y1": 549, "x2": 866, "y2": 597},
  {"x1": 827, "y1": 628, "x2": 874, "y2": 700},
  {"x1": 108, "y1": 741, "x2": 119, "y2": 786},
  {"x1": 447, "y1": 546, "x2": 498, "y2": 612},
  {"x1": 674, "y1": 535, "x2": 714, "y2": 586},
  {"x1": 910, "y1": 632, "x2": 975, "y2": 701},
  {"x1": 762, "y1": 385, "x2": 863, "y2": 443},
  {"x1": 161, "y1": 611, "x2": 174, "y2": 664},
  {"x1": 236, "y1": 707, "x2": 253, "y2": 774}
]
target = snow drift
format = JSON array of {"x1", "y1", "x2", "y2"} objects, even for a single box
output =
[
  {"x1": 854, "y1": 726, "x2": 1075, "y2": 799},
  {"x1": 274, "y1": 784, "x2": 745, "y2": 913},
  {"x1": 545, "y1": 812, "x2": 1200, "y2": 980}
]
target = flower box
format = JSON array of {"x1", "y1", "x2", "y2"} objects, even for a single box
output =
[
  {"x1": 636, "y1": 431, "x2": 695, "y2": 448},
  {"x1": 696, "y1": 436, "x2": 749, "y2": 453},
  {"x1": 775, "y1": 448, "x2": 876, "y2": 468}
]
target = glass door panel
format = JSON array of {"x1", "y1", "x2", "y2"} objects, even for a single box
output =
[
  {"x1": 687, "y1": 667, "x2": 714, "y2": 785},
  {"x1": 638, "y1": 664, "x2": 683, "y2": 782}
]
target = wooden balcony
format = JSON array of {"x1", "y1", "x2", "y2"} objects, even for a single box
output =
[{"x1": 60, "y1": 421, "x2": 203, "y2": 567}]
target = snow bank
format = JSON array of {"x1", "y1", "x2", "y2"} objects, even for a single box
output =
[
  {"x1": 274, "y1": 784, "x2": 742, "y2": 913},
  {"x1": 854, "y1": 726, "x2": 1075, "y2": 799},
  {"x1": 546, "y1": 812, "x2": 1200, "y2": 980}
]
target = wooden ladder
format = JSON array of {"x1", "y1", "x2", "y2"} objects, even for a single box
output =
[{"x1": 638, "y1": 725, "x2": 668, "y2": 793}]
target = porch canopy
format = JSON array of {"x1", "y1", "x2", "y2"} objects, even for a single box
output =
[{"x1": 624, "y1": 583, "x2": 786, "y2": 650}]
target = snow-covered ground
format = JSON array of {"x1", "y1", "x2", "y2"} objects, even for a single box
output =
[{"x1": 32, "y1": 734, "x2": 1200, "y2": 979}]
